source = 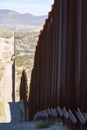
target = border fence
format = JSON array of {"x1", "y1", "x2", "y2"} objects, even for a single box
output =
[{"x1": 26, "y1": 0, "x2": 87, "y2": 128}]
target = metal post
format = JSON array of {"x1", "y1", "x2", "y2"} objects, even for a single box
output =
[{"x1": 12, "y1": 32, "x2": 15, "y2": 102}]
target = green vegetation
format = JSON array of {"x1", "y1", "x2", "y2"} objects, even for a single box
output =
[
  {"x1": 0, "y1": 28, "x2": 13, "y2": 38},
  {"x1": 36, "y1": 121, "x2": 54, "y2": 129}
]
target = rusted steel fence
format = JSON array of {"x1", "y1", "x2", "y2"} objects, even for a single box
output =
[
  {"x1": 28, "y1": 0, "x2": 87, "y2": 121},
  {"x1": 20, "y1": 69, "x2": 28, "y2": 121}
]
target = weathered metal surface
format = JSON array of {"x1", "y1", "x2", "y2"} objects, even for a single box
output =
[
  {"x1": 28, "y1": 0, "x2": 87, "y2": 122},
  {"x1": 20, "y1": 69, "x2": 28, "y2": 121}
]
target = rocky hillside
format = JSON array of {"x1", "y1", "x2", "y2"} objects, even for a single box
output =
[
  {"x1": 15, "y1": 30, "x2": 40, "y2": 98},
  {"x1": 0, "y1": 28, "x2": 40, "y2": 101},
  {"x1": 0, "y1": 9, "x2": 47, "y2": 31}
]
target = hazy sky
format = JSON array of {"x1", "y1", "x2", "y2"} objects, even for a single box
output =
[{"x1": 0, "y1": 0, "x2": 54, "y2": 16}]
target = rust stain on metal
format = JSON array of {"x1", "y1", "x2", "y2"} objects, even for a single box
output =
[{"x1": 28, "y1": 0, "x2": 87, "y2": 121}]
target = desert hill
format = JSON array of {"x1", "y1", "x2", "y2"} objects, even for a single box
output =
[
  {"x1": 0, "y1": 28, "x2": 40, "y2": 101},
  {"x1": 0, "y1": 9, "x2": 47, "y2": 31}
]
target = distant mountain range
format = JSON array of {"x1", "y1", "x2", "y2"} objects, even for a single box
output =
[{"x1": 0, "y1": 9, "x2": 47, "y2": 31}]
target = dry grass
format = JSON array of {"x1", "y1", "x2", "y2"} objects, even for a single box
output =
[
  {"x1": 0, "y1": 28, "x2": 40, "y2": 101},
  {"x1": 15, "y1": 30, "x2": 40, "y2": 83},
  {"x1": 0, "y1": 102, "x2": 5, "y2": 121},
  {"x1": 0, "y1": 28, "x2": 13, "y2": 38}
]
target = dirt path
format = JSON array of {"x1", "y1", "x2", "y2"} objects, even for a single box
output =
[
  {"x1": 0, "y1": 61, "x2": 13, "y2": 102},
  {"x1": 0, "y1": 33, "x2": 14, "y2": 102}
]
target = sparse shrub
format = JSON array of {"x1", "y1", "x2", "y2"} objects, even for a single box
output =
[
  {"x1": 0, "y1": 28, "x2": 13, "y2": 38},
  {"x1": 36, "y1": 120, "x2": 54, "y2": 129}
]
